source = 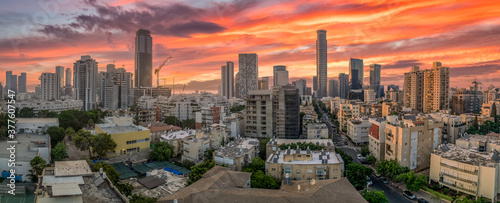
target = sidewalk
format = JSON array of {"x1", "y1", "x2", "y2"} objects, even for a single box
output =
[{"x1": 391, "y1": 182, "x2": 451, "y2": 203}]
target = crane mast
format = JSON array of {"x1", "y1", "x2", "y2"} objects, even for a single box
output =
[{"x1": 154, "y1": 56, "x2": 172, "y2": 87}]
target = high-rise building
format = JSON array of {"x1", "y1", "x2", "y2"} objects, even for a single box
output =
[
  {"x1": 387, "y1": 84, "x2": 399, "y2": 91},
  {"x1": 221, "y1": 61, "x2": 234, "y2": 98},
  {"x1": 134, "y1": 29, "x2": 153, "y2": 88},
  {"x1": 404, "y1": 66, "x2": 424, "y2": 112},
  {"x1": 101, "y1": 64, "x2": 133, "y2": 109},
  {"x1": 55, "y1": 66, "x2": 65, "y2": 91},
  {"x1": 273, "y1": 84, "x2": 300, "y2": 139},
  {"x1": 18, "y1": 73, "x2": 27, "y2": 93},
  {"x1": 305, "y1": 87, "x2": 312, "y2": 95},
  {"x1": 423, "y1": 62, "x2": 450, "y2": 113},
  {"x1": 235, "y1": 72, "x2": 240, "y2": 98},
  {"x1": 369, "y1": 64, "x2": 381, "y2": 98},
  {"x1": 328, "y1": 79, "x2": 338, "y2": 98},
  {"x1": 275, "y1": 70, "x2": 289, "y2": 86},
  {"x1": 65, "y1": 68, "x2": 72, "y2": 86},
  {"x1": 316, "y1": 30, "x2": 328, "y2": 98},
  {"x1": 292, "y1": 79, "x2": 307, "y2": 95},
  {"x1": 40, "y1": 73, "x2": 59, "y2": 101},
  {"x1": 349, "y1": 58, "x2": 363, "y2": 90},
  {"x1": 238, "y1": 53, "x2": 258, "y2": 98},
  {"x1": 338, "y1": 73, "x2": 349, "y2": 99},
  {"x1": 0, "y1": 82, "x2": 3, "y2": 99},
  {"x1": 273, "y1": 65, "x2": 286, "y2": 86},
  {"x1": 259, "y1": 77, "x2": 269, "y2": 90},
  {"x1": 6, "y1": 71, "x2": 17, "y2": 93},
  {"x1": 313, "y1": 76, "x2": 318, "y2": 91},
  {"x1": 74, "y1": 55, "x2": 98, "y2": 111},
  {"x1": 245, "y1": 90, "x2": 273, "y2": 138}
]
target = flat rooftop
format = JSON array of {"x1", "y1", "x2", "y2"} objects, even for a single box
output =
[
  {"x1": 460, "y1": 133, "x2": 500, "y2": 144},
  {"x1": 55, "y1": 160, "x2": 93, "y2": 177},
  {"x1": 267, "y1": 138, "x2": 333, "y2": 147},
  {"x1": 161, "y1": 130, "x2": 196, "y2": 140},
  {"x1": 434, "y1": 144, "x2": 498, "y2": 167},
  {"x1": 0, "y1": 134, "x2": 50, "y2": 162},
  {"x1": 214, "y1": 138, "x2": 259, "y2": 158},
  {"x1": 267, "y1": 150, "x2": 342, "y2": 165},
  {"x1": 97, "y1": 123, "x2": 148, "y2": 134}
]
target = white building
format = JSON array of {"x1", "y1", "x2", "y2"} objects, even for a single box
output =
[
  {"x1": 347, "y1": 117, "x2": 370, "y2": 145},
  {"x1": 73, "y1": 55, "x2": 98, "y2": 111},
  {"x1": 306, "y1": 123, "x2": 329, "y2": 139},
  {"x1": 16, "y1": 99, "x2": 83, "y2": 116},
  {"x1": 16, "y1": 118, "x2": 59, "y2": 134},
  {"x1": 364, "y1": 89, "x2": 376, "y2": 103},
  {"x1": 213, "y1": 138, "x2": 259, "y2": 171},
  {"x1": 300, "y1": 95, "x2": 312, "y2": 105},
  {"x1": 222, "y1": 116, "x2": 240, "y2": 138},
  {"x1": 40, "y1": 73, "x2": 60, "y2": 101}
]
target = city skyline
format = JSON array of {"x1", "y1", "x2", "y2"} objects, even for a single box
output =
[{"x1": 1, "y1": 0, "x2": 500, "y2": 93}]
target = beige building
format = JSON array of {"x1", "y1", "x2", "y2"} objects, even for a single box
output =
[
  {"x1": 266, "y1": 148, "x2": 344, "y2": 181},
  {"x1": 404, "y1": 63, "x2": 450, "y2": 113},
  {"x1": 213, "y1": 138, "x2": 259, "y2": 171},
  {"x1": 266, "y1": 137, "x2": 335, "y2": 159},
  {"x1": 307, "y1": 122, "x2": 329, "y2": 139},
  {"x1": 195, "y1": 125, "x2": 228, "y2": 150},
  {"x1": 428, "y1": 113, "x2": 468, "y2": 144},
  {"x1": 338, "y1": 101, "x2": 362, "y2": 131},
  {"x1": 430, "y1": 144, "x2": 500, "y2": 202},
  {"x1": 404, "y1": 66, "x2": 425, "y2": 112},
  {"x1": 455, "y1": 133, "x2": 500, "y2": 153},
  {"x1": 384, "y1": 116, "x2": 443, "y2": 171},
  {"x1": 245, "y1": 90, "x2": 273, "y2": 138},
  {"x1": 347, "y1": 117, "x2": 370, "y2": 145},
  {"x1": 382, "y1": 101, "x2": 399, "y2": 116},
  {"x1": 369, "y1": 117, "x2": 391, "y2": 162},
  {"x1": 159, "y1": 130, "x2": 196, "y2": 155},
  {"x1": 146, "y1": 122, "x2": 182, "y2": 143},
  {"x1": 181, "y1": 136, "x2": 210, "y2": 163}
]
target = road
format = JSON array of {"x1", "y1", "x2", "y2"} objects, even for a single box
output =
[{"x1": 317, "y1": 107, "x2": 413, "y2": 203}]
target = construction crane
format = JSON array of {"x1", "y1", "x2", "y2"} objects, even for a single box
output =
[
  {"x1": 154, "y1": 56, "x2": 172, "y2": 87},
  {"x1": 182, "y1": 84, "x2": 186, "y2": 94},
  {"x1": 472, "y1": 79, "x2": 482, "y2": 114}
]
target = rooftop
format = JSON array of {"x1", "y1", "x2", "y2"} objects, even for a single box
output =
[
  {"x1": 161, "y1": 130, "x2": 196, "y2": 140},
  {"x1": 267, "y1": 138, "x2": 333, "y2": 147},
  {"x1": 214, "y1": 138, "x2": 259, "y2": 159},
  {"x1": 0, "y1": 134, "x2": 50, "y2": 162},
  {"x1": 54, "y1": 160, "x2": 93, "y2": 177},
  {"x1": 150, "y1": 124, "x2": 182, "y2": 133},
  {"x1": 97, "y1": 123, "x2": 148, "y2": 134},
  {"x1": 267, "y1": 149, "x2": 342, "y2": 165},
  {"x1": 434, "y1": 144, "x2": 498, "y2": 167}
]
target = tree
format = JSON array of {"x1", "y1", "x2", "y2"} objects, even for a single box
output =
[
  {"x1": 491, "y1": 102, "x2": 497, "y2": 118},
  {"x1": 259, "y1": 138, "x2": 271, "y2": 159},
  {"x1": 390, "y1": 111, "x2": 398, "y2": 116},
  {"x1": 230, "y1": 105, "x2": 246, "y2": 113},
  {"x1": 91, "y1": 133, "x2": 117, "y2": 159},
  {"x1": 361, "y1": 146, "x2": 370, "y2": 157},
  {"x1": 30, "y1": 156, "x2": 47, "y2": 182},
  {"x1": 346, "y1": 163, "x2": 373, "y2": 190},
  {"x1": 187, "y1": 161, "x2": 215, "y2": 185},
  {"x1": 395, "y1": 171, "x2": 428, "y2": 192},
  {"x1": 93, "y1": 161, "x2": 120, "y2": 184},
  {"x1": 204, "y1": 148, "x2": 216, "y2": 161},
  {"x1": 250, "y1": 170, "x2": 281, "y2": 189},
  {"x1": 376, "y1": 159, "x2": 410, "y2": 180},
  {"x1": 116, "y1": 182, "x2": 134, "y2": 197},
  {"x1": 182, "y1": 118, "x2": 196, "y2": 129},
  {"x1": 473, "y1": 116, "x2": 479, "y2": 129},
  {"x1": 455, "y1": 197, "x2": 488, "y2": 203},
  {"x1": 58, "y1": 110, "x2": 90, "y2": 130},
  {"x1": 38, "y1": 110, "x2": 58, "y2": 118},
  {"x1": 150, "y1": 142, "x2": 175, "y2": 161},
  {"x1": 221, "y1": 137, "x2": 225, "y2": 147},
  {"x1": 130, "y1": 194, "x2": 156, "y2": 203},
  {"x1": 361, "y1": 189, "x2": 389, "y2": 203},
  {"x1": 164, "y1": 116, "x2": 181, "y2": 126},
  {"x1": 335, "y1": 148, "x2": 353, "y2": 166},
  {"x1": 47, "y1": 126, "x2": 65, "y2": 147},
  {"x1": 51, "y1": 143, "x2": 68, "y2": 161},
  {"x1": 66, "y1": 127, "x2": 75, "y2": 140},
  {"x1": 242, "y1": 157, "x2": 265, "y2": 173},
  {"x1": 18, "y1": 107, "x2": 35, "y2": 118},
  {"x1": 367, "y1": 155, "x2": 376, "y2": 165},
  {"x1": 181, "y1": 160, "x2": 196, "y2": 170},
  {"x1": 74, "y1": 129, "x2": 93, "y2": 157}
]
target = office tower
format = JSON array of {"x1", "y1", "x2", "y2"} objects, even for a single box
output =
[
  {"x1": 6, "y1": 71, "x2": 17, "y2": 93},
  {"x1": 292, "y1": 79, "x2": 307, "y2": 95},
  {"x1": 65, "y1": 68, "x2": 72, "y2": 86},
  {"x1": 403, "y1": 66, "x2": 424, "y2": 112},
  {"x1": 273, "y1": 84, "x2": 300, "y2": 139},
  {"x1": 56, "y1": 66, "x2": 65, "y2": 90},
  {"x1": 275, "y1": 70, "x2": 289, "y2": 86},
  {"x1": 101, "y1": 65, "x2": 133, "y2": 109},
  {"x1": 316, "y1": 30, "x2": 328, "y2": 98},
  {"x1": 273, "y1": 65, "x2": 287, "y2": 86},
  {"x1": 40, "y1": 73, "x2": 59, "y2": 101},
  {"x1": 349, "y1": 58, "x2": 363, "y2": 90},
  {"x1": 235, "y1": 72, "x2": 240, "y2": 98},
  {"x1": 221, "y1": 61, "x2": 234, "y2": 98},
  {"x1": 245, "y1": 90, "x2": 273, "y2": 138},
  {"x1": 387, "y1": 84, "x2": 399, "y2": 91},
  {"x1": 0, "y1": 82, "x2": 3, "y2": 99},
  {"x1": 18, "y1": 73, "x2": 27, "y2": 93},
  {"x1": 379, "y1": 85, "x2": 385, "y2": 98},
  {"x1": 238, "y1": 53, "x2": 258, "y2": 98},
  {"x1": 134, "y1": 29, "x2": 153, "y2": 88},
  {"x1": 451, "y1": 89, "x2": 483, "y2": 115},
  {"x1": 305, "y1": 87, "x2": 312, "y2": 95},
  {"x1": 369, "y1": 64, "x2": 381, "y2": 98},
  {"x1": 74, "y1": 55, "x2": 98, "y2": 111},
  {"x1": 328, "y1": 79, "x2": 338, "y2": 97},
  {"x1": 313, "y1": 76, "x2": 318, "y2": 91},
  {"x1": 259, "y1": 77, "x2": 269, "y2": 90},
  {"x1": 423, "y1": 62, "x2": 450, "y2": 113},
  {"x1": 338, "y1": 73, "x2": 349, "y2": 99}
]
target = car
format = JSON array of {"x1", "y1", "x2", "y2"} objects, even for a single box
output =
[
  {"x1": 380, "y1": 177, "x2": 389, "y2": 184},
  {"x1": 366, "y1": 176, "x2": 372, "y2": 186},
  {"x1": 343, "y1": 141, "x2": 348, "y2": 145},
  {"x1": 403, "y1": 190, "x2": 416, "y2": 200},
  {"x1": 357, "y1": 154, "x2": 363, "y2": 159},
  {"x1": 417, "y1": 198, "x2": 429, "y2": 203}
]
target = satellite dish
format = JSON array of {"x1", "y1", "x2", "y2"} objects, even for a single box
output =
[{"x1": 310, "y1": 179, "x2": 316, "y2": 185}]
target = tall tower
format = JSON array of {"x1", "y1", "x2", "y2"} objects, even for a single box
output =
[
  {"x1": 65, "y1": 68, "x2": 72, "y2": 86},
  {"x1": 316, "y1": 30, "x2": 328, "y2": 98},
  {"x1": 403, "y1": 66, "x2": 424, "y2": 112},
  {"x1": 74, "y1": 55, "x2": 98, "y2": 111},
  {"x1": 349, "y1": 58, "x2": 363, "y2": 90},
  {"x1": 18, "y1": 73, "x2": 27, "y2": 93},
  {"x1": 134, "y1": 29, "x2": 153, "y2": 88},
  {"x1": 238, "y1": 53, "x2": 258, "y2": 98},
  {"x1": 221, "y1": 61, "x2": 234, "y2": 99},
  {"x1": 369, "y1": 64, "x2": 381, "y2": 98},
  {"x1": 313, "y1": 76, "x2": 318, "y2": 92},
  {"x1": 273, "y1": 65, "x2": 286, "y2": 86},
  {"x1": 338, "y1": 73, "x2": 349, "y2": 99},
  {"x1": 329, "y1": 79, "x2": 338, "y2": 98},
  {"x1": 40, "y1": 73, "x2": 59, "y2": 100}
]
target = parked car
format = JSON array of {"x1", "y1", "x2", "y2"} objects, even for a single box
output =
[
  {"x1": 417, "y1": 198, "x2": 429, "y2": 203},
  {"x1": 366, "y1": 176, "x2": 372, "y2": 186},
  {"x1": 380, "y1": 177, "x2": 389, "y2": 184},
  {"x1": 344, "y1": 141, "x2": 348, "y2": 145},
  {"x1": 402, "y1": 190, "x2": 416, "y2": 200}
]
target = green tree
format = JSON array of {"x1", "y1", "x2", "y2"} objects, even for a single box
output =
[
  {"x1": 473, "y1": 116, "x2": 479, "y2": 129},
  {"x1": 38, "y1": 110, "x2": 58, "y2": 118},
  {"x1": 18, "y1": 107, "x2": 35, "y2": 118},
  {"x1": 74, "y1": 129, "x2": 94, "y2": 157},
  {"x1": 259, "y1": 138, "x2": 271, "y2": 159},
  {"x1": 361, "y1": 189, "x2": 389, "y2": 203},
  {"x1": 376, "y1": 159, "x2": 410, "y2": 180},
  {"x1": 367, "y1": 155, "x2": 377, "y2": 165},
  {"x1": 335, "y1": 148, "x2": 353, "y2": 166},
  {"x1": 279, "y1": 142, "x2": 325, "y2": 151},
  {"x1": 250, "y1": 170, "x2": 281, "y2": 189},
  {"x1": 93, "y1": 161, "x2": 120, "y2": 184},
  {"x1": 47, "y1": 126, "x2": 65, "y2": 147},
  {"x1": 29, "y1": 156, "x2": 47, "y2": 182},
  {"x1": 150, "y1": 142, "x2": 175, "y2": 161},
  {"x1": 242, "y1": 157, "x2": 265, "y2": 173},
  {"x1": 181, "y1": 160, "x2": 196, "y2": 170},
  {"x1": 91, "y1": 133, "x2": 117, "y2": 159},
  {"x1": 58, "y1": 110, "x2": 90, "y2": 130},
  {"x1": 346, "y1": 163, "x2": 373, "y2": 190},
  {"x1": 182, "y1": 118, "x2": 196, "y2": 129},
  {"x1": 164, "y1": 116, "x2": 181, "y2": 126},
  {"x1": 187, "y1": 161, "x2": 215, "y2": 185},
  {"x1": 230, "y1": 105, "x2": 246, "y2": 113},
  {"x1": 204, "y1": 148, "x2": 216, "y2": 161},
  {"x1": 130, "y1": 194, "x2": 156, "y2": 203},
  {"x1": 491, "y1": 102, "x2": 497, "y2": 118},
  {"x1": 395, "y1": 171, "x2": 428, "y2": 192},
  {"x1": 361, "y1": 146, "x2": 370, "y2": 157},
  {"x1": 390, "y1": 111, "x2": 398, "y2": 116},
  {"x1": 51, "y1": 142, "x2": 68, "y2": 161},
  {"x1": 455, "y1": 197, "x2": 488, "y2": 203},
  {"x1": 66, "y1": 127, "x2": 75, "y2": 140},
  {"x1": 116, "y1": 182, "x2": 134, "y2": 197}
]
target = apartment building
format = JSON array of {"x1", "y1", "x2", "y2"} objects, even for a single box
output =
[
  {"x1": 266, "y1": 137, "x2": 335, "y2": 159},
  {"x1": 245, "y1": 90, "x2": 273, "y2": 138},
  {"x1": 347, "y1": 117, "x2": 371, "y2": 145},
  {"x1": 273, "y1": 85, "x2": 300, "y2": 139},
  {"x1": 195, "y1": 125, "x2": 228, "y2": 150},
  {"x1": 338, "y1": 101, "x2": 362, "y2": 131},
  {"x1": 423, "y1": 62, "x2": 450, "y2": 113},
  {"x1": 455, "y1": 134, "x2": 500, "y2": 152},
  {"x1": 307, "y1": 123, "x2": 329, "y2": 139},
  {"x1": 384, "y1": 116, "x2": 443, "y2": 171},
  {"x1": 181, "y1": 136, "x2": 210, "y2": 163},
  {"x1": 159, "y1": 129, "x2": 196, "y2": 155},
  {"x1": 213, "y1": 138, "x2": 259, "y2": 171},
  {"x1": 368, "y1": 116, "x2": 393, "y2": 162},
  {"x1": 428, "y1": 113, "x2": 469, "y2": 144},
  {"x1": 404, "y1": 66, "x2": 424, "y2": 112}
]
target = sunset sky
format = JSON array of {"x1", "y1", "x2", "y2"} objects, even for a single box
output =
[{"x1": 1, "y1": 0, "x2": 500, "y2": 93}]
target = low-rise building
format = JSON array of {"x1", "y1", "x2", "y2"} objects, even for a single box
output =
[
  {"x1": 266, "y1": 137, "x2": 334, "y2": 159},
  {"x1": 368, "y1": 116, "x2": 399, "y2": 162},
  {"x1": 266, "y1": 148, "x2": 344, "y2": 181},
  {"x1": 221, "y1": 115, "x2": 240, "y2": 138},
  {"x1": 428, "y1": 113, "x2": 469, "y2": 144},
  {"x1": 347, "y1": 117, "x2": 370, "y2": 145},
  {"x1": 160, "y1": 130, "x2": 196, "y2": 155},
  {"x1": 196, "y1": 125, "x2": 228, "y2": 149},
  {"x1": 95, "y1": 116, "x2": 150, "y2": 156},
  {"x1": 455, "y1": 133, "x2": 500, "y2": 153},
  {"x1": 146, "y1": 122, "x2": 182, "y2": 144},
  {"x1": 338, "y1": 101, "x2": 362, "y2": 131},
  {"x1": 181, "y1": 137, "x2": 210, "y2": 163},
  {"x1": 306, "y1": 123, "x2": 329, "y2": 139},
  {"x1": 213, "y1": 138, "x2": 259, "y2": 170},
  {"x1": 16, "y1": 118, "x2": 59, "y2": 134},
  {"x1": 430, "y1": 144, "x2": 500, "y2": 202},
  {"x1": 16, "y1": 99, "x2": 83, "y2": 116}
]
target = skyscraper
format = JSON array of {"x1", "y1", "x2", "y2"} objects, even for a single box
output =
[
  {"x1": 273, "y1": 84, "x2": 300, "y2": 139},
  {"x1": 65, "y1": 68, "x2": 72, "y2": 86},
  {"x1": 56, "y1": 66, "x2": 65, "y2": 91},
  {"x1": 369, "y1": 64, "x2": 381, "y2": 98},
  {"x1": 275, "y1": 70, "x2": 289, "y2": 86},
  {"x1": 292, "y1": 79, "x2": 307, "y2": 95},
  {"x1": 316, "y1": 30, "x2": 328, "y2": 98},
  {"x1": 134, "y1": 29, "x2": 153, "y2": 88},
  {"x1": 423, "y1": 62, "x2": 450, "y2": 113},
  {"x1": 273, "y1": 65, "x2": 286, "y2": 86},
  {"x1": 313, "y1": 76, "x2": 318, "y2": 91},
  {"x1": 221, "y1": 61, "x2": 234, "y2": 99},
  {"x1": 101, "y1": 66, "x2": 133, "y2": 109},
  {"x1": 328, "y1": 79, "x2": 338, "y2": 98},
  {"x1": 259, "y1": 77, "x2": 270, "y2": 90},
  {"x1": 349, "y1": 58, "x2": 363, "y2": 90},
  {"x1": 404, "y1": 66, "x2": 424, "y2": 112},
  {"x1": 40, "y1": 73, "x2": 59, "y2": 100},
  {"x1": 18, "y1": 72, "x2": 27, "y2": 93},
  {"x1": 74, "y1": 55, "x2": 98, "y2": 111},
  {"x1": 235, "y1": 72, "x2": 240, "y2": 98},
  {"x1": 6, "y1": 71, "x2": 17, "y2": 93},
  {"x1": 338, "y1": 73, "x2": 349, "y2": 99},
  {"x1": 238, "y1": 53, "x2": 258, "y2": 98}
]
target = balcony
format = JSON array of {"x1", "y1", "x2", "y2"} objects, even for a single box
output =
[
  {"x1": 439, "y1": 181, "x2": 476, "y2": 195},
  {"x1": 386, "y1": 148, "x2": 393, "y2": 156},
  {"x1": 441, "y1": 173, "x2": 477, "y2": 185},
  {"x1": 440, "y1": 163, "x2": 478, "y2": 175}
]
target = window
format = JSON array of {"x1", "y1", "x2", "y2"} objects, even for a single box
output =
[
  {"x1": 306, "y1": 155, "x2": 311, "y2": 158},
  {"x1": 126, "y1": 140, "x2": 137, "y2": 145},
  {"x1": 316, "y1": 170, "x2": 325, "y2": 176},
  {"x1": 296, "y1": 169, "x2": 301, "y2": 174},
  {"x1": 297, "y1": 155, "x2": 302, "y2": 157},
  {"x1": 284, "y1": 168, "x2": 292, "y2": 174},
  {"x1": 272, "y1": 168, "x2": 276, "y2": 171},
  {"x1": 307, "y1": 170, "x2": 313, "y2": 174},
  {"x1": 333, "y1": 169, "x2": 338, "y2": 173}
]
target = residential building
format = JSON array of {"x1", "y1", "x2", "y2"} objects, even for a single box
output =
[
  {"x1": 428, "y1": 113, "x2": 469, "y2": 144},
  {"x1": 455, "y1": 133, "x2": 500, "y2": 152},
  {"x1": 181, "y1": 136, "x2": 210, "y2": 163},
  {"x1": 369, "y1": 64, "x2": 381, "y2": 98},
  {"x1": 347, "y1": 117, "x2": 370, "y2": 145},
  {"x1": 18, "y1": 72, "x2": 27, "y2": 93},
  {"x1": 16, "y1": 118, "x2": 59, "y2": 134},
  {"x1": 306, "y1": 87, "x2": 312, "y2": 95},
  {"x1": 95, "y1": 116, "x2": 150, "y2": 156},
  {"x1": 265, "y1": 137, "x2": 335, "y2": 159},
  {"x1": 266, "y1": 148, "x2": 344, "y2": 181},
  {"x1": 349, "y1": 58, "x2": 363, "y2": 90},
  {"x1": 316, "y1": 30, "x2": 328, "y2": 98},
  {"x1": 307, "y1": 123, "x2": 329, "y2": 139},
  {"x1": 222, "y1": 116, "x2": 241, "y2": 138},
  {"x1": 221, "y1": 61, "x2": 234, "y2": 99},
  {"x1": 196, "y1": 125, "x2": 228, "y2": 150},
  {"x1": 364, "y1": 89, "x2": 376, "y2": 103},
  {"x1": 313, "y1": 76, "x2": 318, "y2": 92},
  {"x1": 301, "y1": 95, "x2": 313, "y2": 105},
  {"x1": 147, "y1": 122, "x2": 182, "y2": 144},
  {"x1": 275, "y1": 70, "x2": 289, "y2": 86},
  {"x1": 338, "y1": 73, "x2": 349, "y2": 99},
  {"x1": 452, "y1": 89, "x2": 483, "y2": 115},
  {"x1": 273, "y1": 85, "x2": 300, "y2": 139},
  {"x1": 238, "y1": 53, "x2": 258, "y2": 98},
  {"x1": 65, "y1": 67, "x2": 71, "y2": 86},
  {"x1": 273, "y1": 65, "x2": 287, "y2": 86},
  {"x1": 40, "y1": 73, "x2": 60, "y2": 101},
  {"x1": 338, "y1": 101, "x2": 362, "y2": 131},
  {"x1": 245, "y1": 90, "x2": 273, "y2": 138},
  {"x1": 160, "y1": 129, "x2": 195, "y2": 155},
  {"x1": 328, "y1": 80, "x2": 338, "y2": 98},
  {"x1": 429, "y1": 143, "x2": 500, "y2": 202},
  {"x1": 73, "y1": 55, "x2": 98, "y2": 111},
  {"x1": 384, "y1": 116, "x2": 443, "y2": 171},
  {"x1": 195, "y1": 106, "x2": 222, "y2": 129},
  {"x1": 135, "y1": 29, "x2": 153, "y2": 88},
  {"x1": 292, "y1": 79, "x2": 307, "y2": 95},
  {"x1": 214, "y1": 138, "x2": 259, "y2": 170},
  {"x1": 235, "y1": 72, "x2": 240, "y2": 98},
  {"x1": 386, "y1": 89, "x2": 403, "y2": 104},
  {"x1": 482, "y1": 101, "x2": 500, "y2": 118},
  {"x1": 101, "y1": 66, "x2": 134, "y2": 109},
  {"x1": 423, "y1": 62, "x2": 450, "y2": 113},
  {"x1": 368, "y1": 116, "x2": 399, "y2": 162},
  {"x1": 404, "y1": 66, "x2": 425, "y2": 112},
  {"x1": 16, "y1": 99, "x2": 83, "y2": 116}
]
